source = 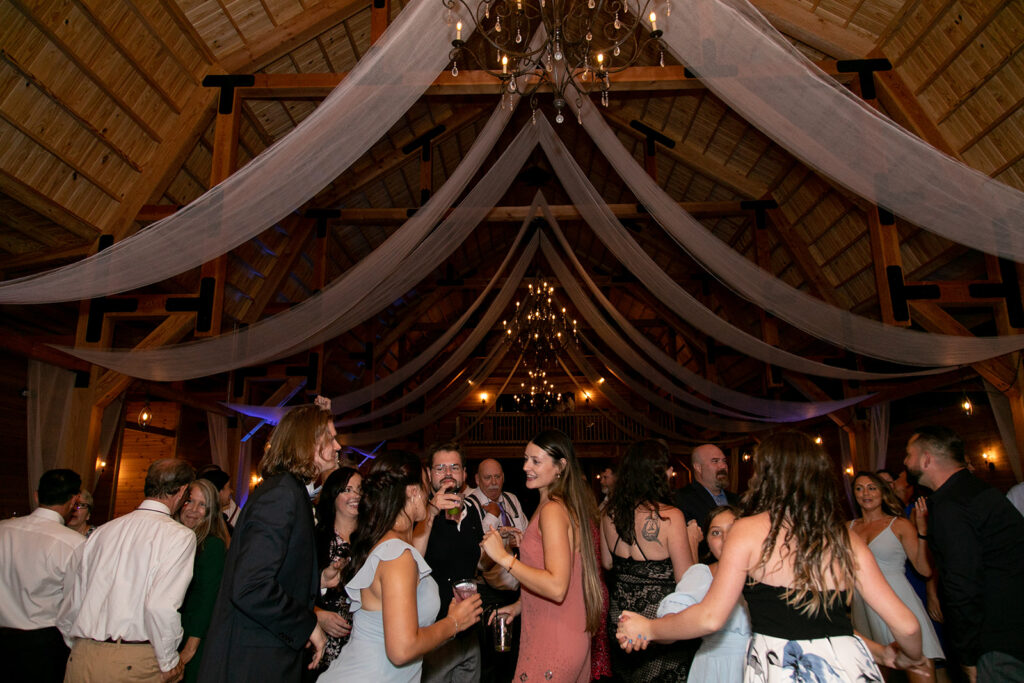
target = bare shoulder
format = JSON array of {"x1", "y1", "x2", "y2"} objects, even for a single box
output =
[
  {"x1": 378, "y1": 546, "x2": 418, "y2": 577},
  {"x1": 891, "y1": 516, "x2": 915, "y2": 537},
  {"x1": 657, "y1": 503, "x2": 685, "y2": 524},
  {"x1": 539, "y1": 499, "x2": 570, "y2": 524}
]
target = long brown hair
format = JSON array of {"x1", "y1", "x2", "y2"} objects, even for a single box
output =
[
  {"x1": 852, "y1": 471, "x2": 905, "y2": 518},
  {"x1": 259, "y1": 404, "x2": 334, "y2": 483},
  {"x1": 177, "y1": 478, "x2": 230, "y2": 551},
  {"x1": 743, "y1": 431, "x2": 855, "y2": 616},
  {"x1": 529, "y1": 429, "x2": 602, "y2": 634}
]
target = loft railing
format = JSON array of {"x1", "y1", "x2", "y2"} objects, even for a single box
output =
[{"x1": 456, "y1": 411, "x2": 651, "y2": 445}]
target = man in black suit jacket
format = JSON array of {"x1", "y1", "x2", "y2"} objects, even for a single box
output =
[
  {"x1": 672, "y1": 444, "x2": 739, "y2": 558},
  {"x1": 905, "y1": 426, "x2": 1024, "y2": 682},
  {"x1": 199, "y1": 404, "x2": 341, "y2": 682}
]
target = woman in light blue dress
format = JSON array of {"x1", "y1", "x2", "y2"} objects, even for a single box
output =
[
  {"x1": 849, "y1": 471, "x2": 943, "y2": 683},
  {"x1": 658, "y1": 505, "x2": 750, "y2": 682},
  {"x1": 321, "y1": 451, "x2": 481, "y2": 682}
]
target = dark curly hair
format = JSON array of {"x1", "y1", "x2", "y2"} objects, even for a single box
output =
[
  {"x1": 743, "y1": 431, "x2": 855, "y2": 617},
  {"x1": 606, "y1": 439, "x2": 672, "y2": 545},
  {"x1": 343, "y1": 451, "x2": 424, "y2": 585}
]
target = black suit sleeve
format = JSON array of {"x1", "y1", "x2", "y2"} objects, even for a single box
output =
[
  {"x1": 227, "y1": 481, "x2": 317, "y2": 650},
  {"x1": 931, "y1": 498, "x2": 984, "y2": 665}
]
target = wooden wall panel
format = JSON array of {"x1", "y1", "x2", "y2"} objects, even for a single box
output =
[
  {"x1": 0, "y1": 355, "x2": 30, "y2": 519},
  {"x1": 113, "y1": 401, "x2": 179, "y2": 518}
]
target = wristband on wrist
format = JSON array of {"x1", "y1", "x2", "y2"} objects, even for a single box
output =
[{"x1": 507, "y1": 556, "x2": 517, "y2": 573}]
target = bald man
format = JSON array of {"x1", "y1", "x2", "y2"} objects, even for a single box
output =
[
  {"x1": 468, "y1": 459, "x2": 528, "y2": 683},
  {"x1": 672, "y1": 444, "x2": 739, "y2": 557}
]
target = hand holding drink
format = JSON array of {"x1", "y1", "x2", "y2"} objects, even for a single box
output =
[{"x1": 453, "y1": 579, "x2": 478, "y2": 602}]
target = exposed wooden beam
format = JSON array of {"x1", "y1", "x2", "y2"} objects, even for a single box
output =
[
  {"x1": 237, "y1": 62, "x2": 854, "y2": 98},
  {"x1": 137, "y1": 200, "x2": 761, "y2": 225},
  {"x1": 8, "y1": 0, "x2": 163, "y2": 141},
  {"x1": 106, "y1": 83, "x2": 218, "y2": 240},
  {"x1": 240, "y1": 218, "x2": 316, "y2": 323},
  {"x1": 749, "y1": 0, "x2": 876, "y2": 60},
  {"x1": 604, "y1": 113, "x2": 766, "y2": 198},
  {"x1": 92, "y1": 313, "x2": 197, "y2": 407},
  {"x1": 0, "y1": 51, "x2": 142, "y2": 172},
  {"x1": 219, "y1": 0, "x2": 369, "y2": 73},
  {"x1": 908, "y1": 301, "x2": 1017, "y2": 392},
  {"x1": 0, "y1": 241, "x2": 94, "y2": 274},
  {"x1": 0, "y1": 168, "x2": 98, "y2": 241},
  {"x1": 69, "y1": 0, "x2": 182, "y2": 113},
  {"x1": 871, "y1": 51, "x2": 958, "y2": 158},
  {"x1": 0, "y1": 329, "x2": 91, "y2": 373},
  {"x1": 317, "y1": 105, "x2": 487, "y2": 204},
  {"x1": 765, "y1": 207, "x2": 842, "y2": 307}
]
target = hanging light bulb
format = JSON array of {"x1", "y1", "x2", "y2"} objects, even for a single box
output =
[
  {"x1": 138, "y1": 401, "x2": 152, "y2": 429},
  {"x1": 962, "y1": 395, "x2": 974, "y2": 416}
]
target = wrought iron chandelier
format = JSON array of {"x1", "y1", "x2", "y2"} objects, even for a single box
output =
[
  {"x1": 502, "y1": 280, "x2": 578, "y2": 410},
  {"x1": 443, "y1": 0, "x2": 668, "y2": 122}
]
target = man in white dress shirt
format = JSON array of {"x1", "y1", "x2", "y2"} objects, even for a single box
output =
[
  {"x1": 467, "y1": 459, "x2": 529, "y2": 683},
  {"x1": 58, "y1": 459, "x2": 197, "y2": 682},
  {"x1": 0, "y1": 468, "x2": 84, "y2": 683}
]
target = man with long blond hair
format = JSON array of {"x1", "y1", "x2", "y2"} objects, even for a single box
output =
[{"x1": 199, "y1": 402, "x2": 343, "y2": 682}]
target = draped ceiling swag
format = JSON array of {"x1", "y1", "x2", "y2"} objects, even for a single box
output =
[{"x1": 6, "y1": 0, "x2": 1024, "y2": 442}]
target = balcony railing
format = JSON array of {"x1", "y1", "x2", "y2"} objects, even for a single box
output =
[{"x1": 456, "y1": 411, "x2": 651, "y2": 445}]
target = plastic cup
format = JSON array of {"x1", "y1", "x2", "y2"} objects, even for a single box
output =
[
  {"x1": 493, "y1": 612, "x2": 511, "y2": 652},
  {"x1": 453, "y1": 579, "x2": 477, "y2": 602}
]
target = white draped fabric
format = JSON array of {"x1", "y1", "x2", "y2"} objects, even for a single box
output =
[
  {"x1": 650, "y1": 1, "x2": 1024, "y2": 260},
  {"x1": 575, "y1": 100, "x2": 1024, "y2": 368},
  {"x1": 26, "y1": 361, "x2": 76, "y2": 507},
  {"x1": 562, "y1": 338, "x2": 770, "y2": 433},
  {"x1": 868, "y1": 403, "x2": 891, "y2": 472},
  {"x1": 0, "y1": 0, "x2": 472, "y2": 304},
  {"x1": 336, "y1": 233, "x2": 538, "y2": 427},
  {"x1": 225, "y1": 216, "x2": 539, "y2": 424},
  {"x1": 539, "y1": 202, "x2": 873, "y2": 420},
  {"x1": 207, "y1": 413, "x2": 231, "y2": 473},
  {"x1": 338, "y1": 342, "x2": 513, "y2": 446},
  {"x1": 59, "y1": 106, "x2": 536, "y2": 380},
  {"x1": 985, "y1": 380, "x2": 1023, "y2": 482}
]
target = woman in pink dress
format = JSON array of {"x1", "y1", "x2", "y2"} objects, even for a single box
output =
[{"x1": 481, "y1": 429, "x2": 602, "y2": 682}]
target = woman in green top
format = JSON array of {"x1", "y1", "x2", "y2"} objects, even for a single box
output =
[{"x1": 176, "y1": 476, "x2": 231, "y2": 682}]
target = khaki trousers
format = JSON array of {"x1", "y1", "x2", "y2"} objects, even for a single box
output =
[{"x1": 64, "y1": 638, "x2": 163, "y2": 682}]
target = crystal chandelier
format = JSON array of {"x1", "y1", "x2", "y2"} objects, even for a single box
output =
[
  {"x1": 444, "y1": 0, "x2": 668, "y2": 122},
  {"x1": 502, "y1": 280, "x2": 578, "y2": 411}
]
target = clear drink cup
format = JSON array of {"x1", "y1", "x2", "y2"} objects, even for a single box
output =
[
  {"x1": 493, "y1": 612, "x2": 511, "y2": 652},
  {"x1": 452, "y1": 579, "x2": 477, "y2": 602}
]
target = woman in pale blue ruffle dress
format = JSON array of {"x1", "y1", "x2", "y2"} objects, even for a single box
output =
[
  {"x1": 321, "y1": 451, "x2": 481, "y2": 682},
  {"x1": 658, "y1": 505, "x2": 750, "y2": 682}
]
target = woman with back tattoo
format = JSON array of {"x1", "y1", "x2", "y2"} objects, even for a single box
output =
[{"x1": 600, "y1": 440, "x2": 694, "y2": 682}]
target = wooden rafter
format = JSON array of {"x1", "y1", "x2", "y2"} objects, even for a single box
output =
[{"x1": 219, "y1": 0, "x2": 370, "y2": 73}]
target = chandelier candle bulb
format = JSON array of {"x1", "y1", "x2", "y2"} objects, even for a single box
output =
[
  {"x1": 456, "y1": 20, "x2": 462, "y2": 40},
  {"x1": 502, "y1": 54, "x2": 508, "y2": 73},
  {"x1": 650, "y1": 11, "x2": 657, "y2": 31}
]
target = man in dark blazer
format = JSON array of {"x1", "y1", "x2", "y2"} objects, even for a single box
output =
[
  {"x1": 199, "y1": 404, "x2": 341, "y2": 682},
  {"x1": 672, "y1": 444, "x2": 739, "y2": 558}
]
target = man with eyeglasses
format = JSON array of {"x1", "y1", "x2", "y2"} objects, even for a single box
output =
[
  {"x1": 0, "y1": 469, "x2": 84, "y2": 682},
  {"x1": 414, "y1": 441, "x2": 485, "y2": 683}
]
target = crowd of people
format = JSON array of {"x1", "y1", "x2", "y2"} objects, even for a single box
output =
[{"x1": 2, "y1": 399, "x2": 1024, "y2": 683}]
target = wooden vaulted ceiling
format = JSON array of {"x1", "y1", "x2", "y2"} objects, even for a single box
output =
[{"x1": 1, "y1": 0, "x2": 1023, "y2": 441}]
